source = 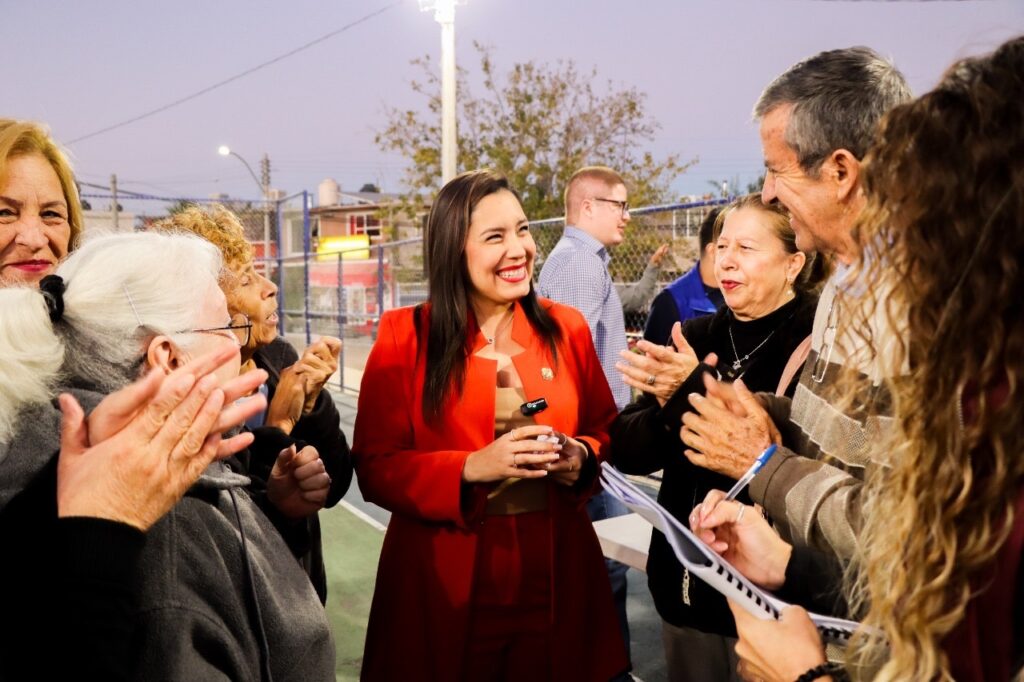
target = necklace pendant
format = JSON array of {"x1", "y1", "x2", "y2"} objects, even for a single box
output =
[{"x1": 732, "y1": 359, "x2": 743, "y2": 371}]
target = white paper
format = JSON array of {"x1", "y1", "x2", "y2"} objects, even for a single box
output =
[{"x1": 600, "y1": 463, "x2": 861, "y2": 646}]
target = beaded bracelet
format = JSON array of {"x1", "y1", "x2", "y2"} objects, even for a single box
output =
[{"x1": 794, "y1": 661, "x2": 849, "y2": 682}]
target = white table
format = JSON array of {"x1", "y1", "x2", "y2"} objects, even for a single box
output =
[{"x1": 593, "y1": 513, "x2": 652, "y2": 572}]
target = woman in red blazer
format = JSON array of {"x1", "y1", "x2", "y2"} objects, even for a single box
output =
[{"x1": 353, "y1": 169, "x2": 628, "y2": 681}]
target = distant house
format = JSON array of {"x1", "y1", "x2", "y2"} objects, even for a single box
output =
[
  {"x1": 310, "y1": 182, "x2": 425, "y2": 246},
  {"x1": 299, "y1": 180, "x2": 429, "y2": 333}
]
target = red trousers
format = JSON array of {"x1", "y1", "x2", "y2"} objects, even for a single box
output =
[{"x1": 464, "y1": 510, "x2": 553, "y2": 682}]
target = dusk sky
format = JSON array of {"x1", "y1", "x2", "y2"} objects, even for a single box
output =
[{"x1": 9, "y1": 1, "x2": 1023, "y2": 211}]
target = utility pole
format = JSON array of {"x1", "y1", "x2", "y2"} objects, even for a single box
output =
[
  {"x1": 420, "y1": 0, "x2": 462, "y2": 184},
  {"x1": 260, "y1": 154, "x2": 271, "y2": 259},
  {"x1": 110, "y1": 174, "x2": 119, "y2": 231}
]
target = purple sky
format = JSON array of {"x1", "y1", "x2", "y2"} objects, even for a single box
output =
[{"x1": 9, "y1": 1, "x2": 1023, "y2": 210}]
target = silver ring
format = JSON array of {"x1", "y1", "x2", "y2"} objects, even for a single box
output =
[
  {"x1": 735, "y1": 505, "x2": 746, "y2": 524},
  {"x1": 509, "y1": 429, "x2": 518, "y2": 442},
  {"x1": 512, "y1": 453, "x2": 518, "y2": 468},
  {"x1": 645, "y1": 374, "x2": 656, "y2": 386}
]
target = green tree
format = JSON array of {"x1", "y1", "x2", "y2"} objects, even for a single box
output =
[{"x1": 376, "y1": 44, "x2": 695, "y2": 220}]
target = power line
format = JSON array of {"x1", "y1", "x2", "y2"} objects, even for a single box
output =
[{"x1": 66, "y1": 2, "x2": 401, "y2": 146}]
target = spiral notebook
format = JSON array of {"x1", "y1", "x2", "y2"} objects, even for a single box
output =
[{"x1": 600, "y1": 463, "x2": 860, "y2": 646}]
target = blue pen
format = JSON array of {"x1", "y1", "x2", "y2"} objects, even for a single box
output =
[{"x1": 723, "y1": 444, "x2": 778, "y2": 501}]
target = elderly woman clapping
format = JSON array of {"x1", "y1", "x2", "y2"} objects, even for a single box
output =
[
  {"x1": 609, "y1": 194, "x2": 827, "y2": 682},
  {"x1": 153, "y1": 204, "x2": 352, "y2": 603},
  {"x1": 0, "y1": 231, "x2": 335, "y2": 680},
  {"x1": 0, "y1": 119, "x2": 286, "y2": 679}
]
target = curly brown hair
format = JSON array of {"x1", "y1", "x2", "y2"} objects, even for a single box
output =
[
  {"x1": 842, "y1": 36, "x2": 1024, "y2": 680},
  {"x1": 149, "y1": 204, "x2": 253, "y2": 275}
]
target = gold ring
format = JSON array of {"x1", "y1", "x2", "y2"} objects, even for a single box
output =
[
  {"x1": 512, "y1": 454, "x2": 518, "y2": 467},
  {"x1": 510, "y1": 429, "x2": 518, "y2": 441}
]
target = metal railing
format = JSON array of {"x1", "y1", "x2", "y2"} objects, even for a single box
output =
[{"x1": 262, "y1": 197, "x2": 730, "y2": 394}]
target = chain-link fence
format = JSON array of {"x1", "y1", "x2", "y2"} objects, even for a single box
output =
[
  {"x1": 77, "y1": 191, "x2": 729, "y2": 394},
  {"x1": 284, "y1": 198, "x2": 729, "y2": 393}
]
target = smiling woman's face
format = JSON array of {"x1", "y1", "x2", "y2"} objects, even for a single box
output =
[
  {"x1": 714, "y1": 207, "x2": 805, "y2": 321},
  {"x1": 463, "y1": 189, "x2": 535, "y2": 312},
  {"x1": 0, "y1": 154, "x2": 71, "y2": 285}
]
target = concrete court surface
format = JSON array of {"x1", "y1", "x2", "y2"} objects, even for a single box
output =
[{"x1": 321, "y1": 389, "x2": 669, "y2": 682}]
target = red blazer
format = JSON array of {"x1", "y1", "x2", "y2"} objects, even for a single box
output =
[{"x1": 353, "y1": 299, "x2": 628, "y2": 681}]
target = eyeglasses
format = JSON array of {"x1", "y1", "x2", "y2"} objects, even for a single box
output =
[
  {"x1": 182, "y1": 312, "x2": 252, "y2": 347},
  {"x1": 810, "y1": 297, "x2": 838, "y2": 383},
  {"x1": 592, "y1": 197, "x2": 630, "y2": 216}
]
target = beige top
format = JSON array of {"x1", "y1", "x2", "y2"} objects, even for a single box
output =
[{"x1": 486, "y1": 387, "x2": 548, "y2": 515}]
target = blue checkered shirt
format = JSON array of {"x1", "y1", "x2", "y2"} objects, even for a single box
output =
[{"x1": 538, "y1": 226, "x2": 629, "y2": 410}]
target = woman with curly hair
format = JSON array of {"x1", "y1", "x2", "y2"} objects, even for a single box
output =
[
  {"x1": 691, "y1": 35, "x2": 1024, "y2": 681},
  {"x1": 152, "y1": 204, "x2": 352, "y2": 604}
]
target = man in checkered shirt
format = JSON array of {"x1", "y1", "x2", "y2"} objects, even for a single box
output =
[
  {"x1": 538, "y1": 165, "x2": 632, "y2": 409},
  {"x1": 538, "y1": 165, "x2": 634, "y2": 678}
]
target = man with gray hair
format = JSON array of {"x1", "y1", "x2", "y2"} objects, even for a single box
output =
[{"x1": 681, "y1": 47, "x2": 912, "y2": 563}]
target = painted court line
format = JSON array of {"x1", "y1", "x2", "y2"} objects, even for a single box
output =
[{"x1": 339, "y1": 500, "x2": 387, "y2": 532}]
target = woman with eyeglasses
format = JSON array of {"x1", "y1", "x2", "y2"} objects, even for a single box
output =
[
  {"x1": 153, "y1": 204, "x2": 353, "y2": 604},
  {"x1": 0, "y1": 119, "x2": 279, "y2": 679},
  {"x1": 352, "y1": 169, "x2": 627, "y2": 681},
  {"x1": 609, "y1": 193, "x2": 828, "y2": 682},
  {"x1": 0, "y1": 230, "x2": 336, "y2": 679}
]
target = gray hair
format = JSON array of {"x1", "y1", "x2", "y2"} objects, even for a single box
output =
[
  {"x1": 754, "y1": 46, "x2": 913, "y2": 176},
  {"x1": 0, "y1": 231, "x2": 223, "y2": 443}
]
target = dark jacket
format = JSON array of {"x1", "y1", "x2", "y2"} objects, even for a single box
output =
[
  {"x1": 612, "y1": 293, "x2": 818, "y2": 636},
  {"x1": 248, "y1": 336, "x2": 353, "y2": 603}
]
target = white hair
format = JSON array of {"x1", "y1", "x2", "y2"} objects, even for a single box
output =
[{"x1": 0, "y1": 231, "x2": 223, "y2": 444}]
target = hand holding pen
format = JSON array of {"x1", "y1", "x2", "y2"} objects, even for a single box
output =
[{"x1": 688, "y1": 444, "x2": 791, "y2": 590}]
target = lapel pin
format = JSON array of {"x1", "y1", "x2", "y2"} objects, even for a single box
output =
[{"x1": 541, "y1": 367, "x2": 554, "y2": 381}]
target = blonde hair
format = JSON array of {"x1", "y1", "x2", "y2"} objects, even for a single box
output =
[
  {"x1": 150, "y1": 204, "x2": 253, "y2": 274},
  {"x1": 712, "y1": 193, "x2": 831, "y2": 294},
  {"x1": 564, "y1": 165, "x2": 626, "y2": 224},
  {"x1": 841, "y1": 37, "x2": 1024, "y2": 680},
  {"x1": 0, "y1": 119, "x2": 83, "y2": 250}
]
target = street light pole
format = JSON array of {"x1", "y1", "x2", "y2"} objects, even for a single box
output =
[
  {"x1": 218, "y1": 146, "x2": 272, "y2": 260},
  {"x1": 419, "y1": 0, "x2": 463, "y2": 185}
]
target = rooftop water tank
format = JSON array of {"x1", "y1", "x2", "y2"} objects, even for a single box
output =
[{"x1": 318, "y1": 178, "x2": 340, "y2": 207}]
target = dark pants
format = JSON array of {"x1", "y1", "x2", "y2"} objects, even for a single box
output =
[{"x1": 662, "y1": 620, "x2": 739, "y2": 682}]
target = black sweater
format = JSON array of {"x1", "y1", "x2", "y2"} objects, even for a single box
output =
[
  {"x1": 610, "y1": 293, "x2": 816, "y2": 636},
  {"x1": 248, "y1": 337, "x2": 353, "y2": 604}
]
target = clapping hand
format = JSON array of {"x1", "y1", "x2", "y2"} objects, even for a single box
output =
[
  {"x1": 682, "y1": 377, "x2": 778, "y2": 479},
  {"x1": 296, "y1": 337, "x2": 341, "y2": 413},
  {"x1": 268, "y1": 444, "x2": 331, "y2": 519},
  {"x1": 57, "y1": 345, "x2": 269, "y2": 531},
  {"x1": 617, "y1": 322, "x2": 708, "y2": 406},
  {"x1": 265, "y1": 337, "x2": 342, "y2": 434}
]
